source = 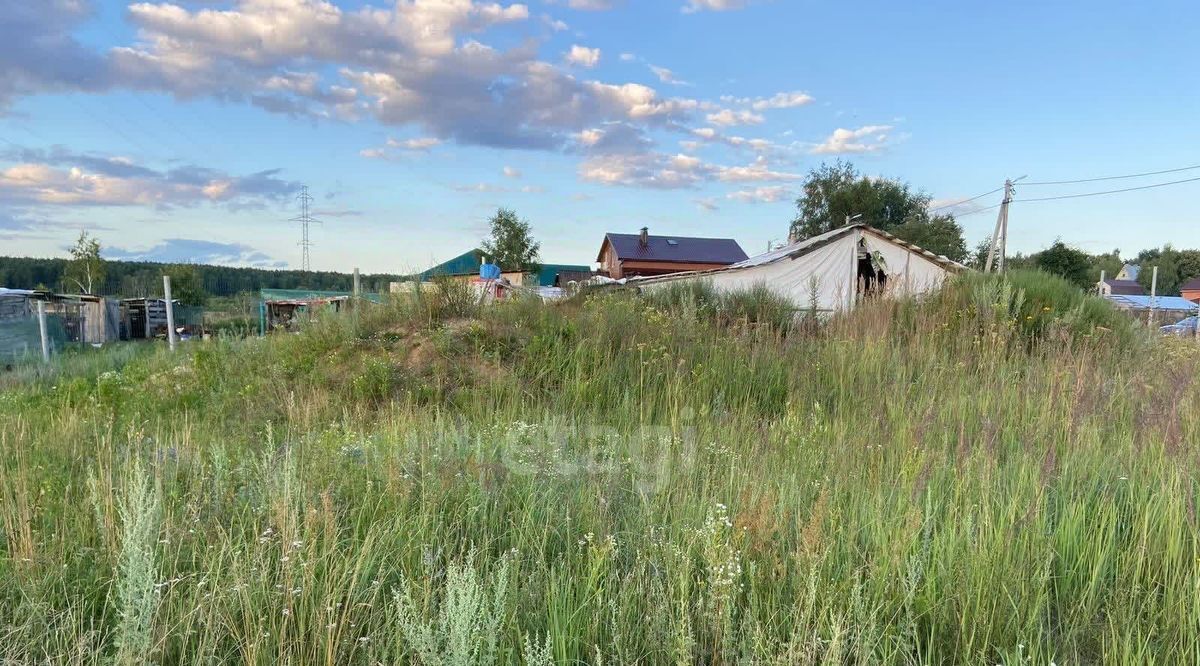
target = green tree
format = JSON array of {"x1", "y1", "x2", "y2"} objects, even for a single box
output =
[
  {"x1": 63, "y1": 231, "x2": 106, "y2": 294},
  {"x1": 1136, "y1": 247, "x2": 1182, "y2": 295},
  {"x1": 162, "y1": 264, "x2": 208, "y2": 306},
  {"x1": 788, "y1": 160, "x2": 968, "y2": 262},
  {"x1": 1089, "y1": 248, "x2": 1124, "y2": 287},
  {"x1": 481, "y1": 208, "x2": 541, "y2": 273},
  {"x1": 1035, "y1": 240, "x2": 1092, "y2": 289}
]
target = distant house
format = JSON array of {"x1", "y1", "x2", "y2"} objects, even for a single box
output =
[
  {"x1": 1099, "y1": 279, "x2": 1145, "y2": 296},
  {"x1": 630, "y1": 224, "x2": 964, "y2": 313},
  {"x1": 1116, "y1": 263, "x2": 1141, "y2": 281},
  {"x1": 597, "y1": 227, "x2": 748, "y2": 279},
  {"x1": 1181, "y1": 276, "x2": 1200, "y2": 304},
  {"x1": 414, "y1": 249, "x2": 589, "y2": 287}
]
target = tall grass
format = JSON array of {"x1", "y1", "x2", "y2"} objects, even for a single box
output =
[{"x1": 0, "y1": 274, "x2": 1197, "y2": 664}]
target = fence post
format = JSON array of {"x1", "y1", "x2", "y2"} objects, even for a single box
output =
[
  {"x1": 353, "y1": 267, "x2": 361, "y2": 301},
  {"x1": 1147, "y1": 266, "x2": 1158, "y2": 330},
  {"x1": 36, "y1": 300, "x2": 50, "y2": 363},
  {"x1": 163, "y1": 275, "x2": 177, "y2": 352}
]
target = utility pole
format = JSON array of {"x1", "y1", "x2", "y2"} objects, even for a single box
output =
[
  {"x1": 291, "y1": 186, "x2": 321, "y2": 271},
  {"x1": 985, "y1": 179, "x2": 1015, "y2": 273}
]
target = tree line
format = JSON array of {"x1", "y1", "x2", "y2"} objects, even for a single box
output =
[{"x1": 0, "y1": 233, "x2": 403, "y2": 306}]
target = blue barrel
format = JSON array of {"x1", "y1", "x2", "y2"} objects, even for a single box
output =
[{"x1": 480, "y1": 263, "x2": 501, "y2": 280}]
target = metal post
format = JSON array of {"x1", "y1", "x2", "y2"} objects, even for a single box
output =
[
  {"x1": 36, "y1": 300, "x2": 50, "y2": 363},
  {"x1": 163, "y1": 275, "x2": 177, "y2": 352},
  {"x1": 1147, "y1": 265, "x2": 1158, "y2": 329},
  {"x1": 353, "y1": 267, "x2": 361, "y2": 302}
]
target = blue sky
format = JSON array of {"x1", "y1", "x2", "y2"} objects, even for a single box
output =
[{"x1": 2, "y1": 0, "x2": 1198, "y2": 274}]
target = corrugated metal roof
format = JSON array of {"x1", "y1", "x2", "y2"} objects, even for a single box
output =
[
  {"x1": 602, "y1": 233, "x2": 748, "y2": 264},
  {"x1": 1107, "y1": 294, "x2": 1200, "y2": 312}
]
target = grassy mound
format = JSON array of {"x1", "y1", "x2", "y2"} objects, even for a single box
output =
[{"x1": 1, "y1": 276, "x2": 1198, "y2": 664}]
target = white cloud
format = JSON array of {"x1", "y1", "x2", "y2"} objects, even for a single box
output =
[
  {"x1": 749, "y1": 91, "x2": 813, "y2": 110},
  {"x1": 695, "y1": 197, "x2": 719, "y2": 211},
  {"x1": 103, "y1": 0, "x2": 711, "y2": 150},
  {"x1": 810, "y1": 125, "x2": 893, "y2": 155},
  {"x1": 542, "y1": 15, "x2": 569, "y2": 31},
  {"x1": 1, "y1": 0, "x2": 828, "y2": 195},
  {"x1": 566, "y1": 0, "x2": 615, "y2": 8},
  {"x1": 360, "y1": 136, "x2": 441, "y2": 159},
  {"x1": 389, "y1": 137, "x2": 442, "y2": 151},
  {"x1": 726, "y1": 185, "x2": 792, "y2": 203},
  {"x1": 578, "y1": 151, "x2": 797, "y2": 189},
  {"x1": 682, "y1": 0, "x2": 753, "y2": 13},
  {"x1": 714, "y1": 156, "x2": 800, "y2": 183},
  {"x1": 453, "y1": 182, "x2": 508, "y2": 193},
  {"x1": 0, "y1": 148, "x2": 299, "y2": 208},
  {"x1": 503, "y1": 166, "x2": 522, "y2": 178},
  {"x1": 689, "y1": 127, "x2": 776, "y2": 154},
  {"x1": 706, "y1": 109, "x2": 764, "y2": 126},
  {"x1": 649, "y1": 65, "x2": 689, "y2": 86},
  {"x1": 451, "y1": 182, "x2": 544, "y2": 193},
  {"x1": 565, "y1": 45, "x2": 602, "y2": 68}
]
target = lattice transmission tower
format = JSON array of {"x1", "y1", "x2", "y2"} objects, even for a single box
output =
[{"x1": 291, "y1": 185, "x2": 322, "y2": 270}]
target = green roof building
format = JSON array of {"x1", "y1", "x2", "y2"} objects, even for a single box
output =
[{"x1": 415, "y1": 249, "x2": 590, "y2": 287}]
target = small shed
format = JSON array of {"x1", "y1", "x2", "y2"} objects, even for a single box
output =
[
  {"x1": 259, "y1": 288, "x2": 383, "y2": 333},
  {"x1": 630, "y1": 224, "x2": 965, "y2": 313},
  {"x1": 121, "y1": 298, "x2": 173, "y2": 340}
]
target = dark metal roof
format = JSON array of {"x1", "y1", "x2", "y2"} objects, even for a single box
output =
[
  {"x1": 1103, "y1": 279, "x2": 1145, "y2": 296},
  {"x1": 600, "y1": 233, "x2": 748, "y2": 264}
]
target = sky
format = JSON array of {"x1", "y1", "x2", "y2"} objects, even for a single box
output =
[{"x1": 1, "y1": 0, "x2": 1198, "y2": 274}]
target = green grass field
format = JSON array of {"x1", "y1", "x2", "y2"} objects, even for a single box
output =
[{"x1": 1, "y1": 271, "x2": 1197, "y2": 665}]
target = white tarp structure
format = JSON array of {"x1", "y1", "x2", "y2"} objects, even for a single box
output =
[{"x1": 630, "y1": 224, "x2": 966, "y2": 312}]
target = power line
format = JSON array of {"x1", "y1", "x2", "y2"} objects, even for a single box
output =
[
  {"x1": 951, "y1": 202, "x2": 1002, "y2": 217},
  {"x1": 1015, "y1": 175, "x2": 1200, "y2": 202},
  {"x1": 1024, "y1": 164, "x2": 1200, "y2": 186},
  {"x1": 927, "y1": 186, "x2": 1005, "y2": 213}
]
